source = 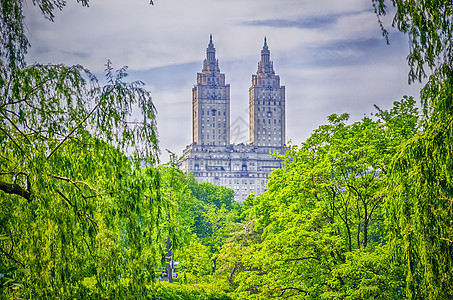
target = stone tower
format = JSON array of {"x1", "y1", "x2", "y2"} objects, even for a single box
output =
[
  {"x1": 249, "y1": 37, "x2": 286, "y2": 148},
  {"x1": 179, "y1": 36, "x2": 287, "y2": 201},
  {"x1": 192, "y1": 35, "x2": 231, "y2": 146}
]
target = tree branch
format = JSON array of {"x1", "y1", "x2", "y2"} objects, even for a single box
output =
[
  {"x1": 0, "y1": 246, "x2": 25, "y2": 267},
  {"x1": 1, "y1": 112, "x2": 32, "y2": 145},
  {"x1": 51, "y1": 174, "x2": 98, "y2": 199},
  {"x1": 47, "y1": 102, "x2": 100, "y2": 160},
  {"x1": 277, "y1": 286, "x2": 309, "y2": 297},
  {"x1": 0, "y1": 180, "x2": 30, "y2": 201},
  {"x1": 56, "y1": 189, "x2": 74, "y2": 207},
  {"x1": 0, "y1": 127, "x2": 25, "y2": 154}
]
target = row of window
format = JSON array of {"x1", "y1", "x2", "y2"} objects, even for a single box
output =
[
  {"x1": 202, "y1": 142, "x2": 227, "y2": 146},
  {"x1": 256, "y1": 100, "x2": 282, "y2": 105},
  {"x1": 257, "y1": 125, "x2": 280, "y2": 131},
  {"x1": 201, "y1": 123, "x2": 227, "y2": 128},
  {"x1": 257, "y1": 143, "x2": 281, "y2": 147},
  {"x1": 258, "y1": 119, "x2": 281, "y2": 124},
  {"x1": 257, "y1": 107, "x2": 281, "y2": 112},
  {"x1": 258, "y1": 137, "x2": 281, "y2": 141},
  {"x1": 202, "y1": 117, "x2": 226, "y2": 122},
  {"x1": 258, "y1": 131, "x2": 279, "y2": 135},
  {"x1": 202, "y1": 134, "x2": 226, "y2": 140},
  {"x1": 202, "y1": 129, "x2": 226, "y2": 134},
  {"x1": 202, "y1": 110, "x2": 226, "y2": 116},
  {"x1": 257, "y1": 112, "x2": 281, "y2": 117},
  {"x1": 193, "y1": 172, "x2": 269, "y2": 178}
]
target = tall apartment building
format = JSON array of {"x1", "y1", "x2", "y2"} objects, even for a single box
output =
[
  {"x1": 179, "y1": 36, "x2": 287, "y2": 201},
  {"x1": 192, "y1": 35, "x2": 230, "y2": 146}
]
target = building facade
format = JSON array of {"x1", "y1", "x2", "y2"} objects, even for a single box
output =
[
  {"x1": 192, "y1": 35, "x2": 230, "y2": 146},
  {"x1": 179, "y1": 36, "x2": 287, "y2": 201}
]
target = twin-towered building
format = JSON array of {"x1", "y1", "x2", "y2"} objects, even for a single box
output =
[{"x1": 179, "y1": 35, "x2": 287, "y2": 201}]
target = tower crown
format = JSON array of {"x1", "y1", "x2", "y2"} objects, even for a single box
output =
[
  {"x1": 258, "y1": 37, "x2": 274, "y2": 75},
  {"x1": 203, "y1": 34, "x2": 220, "y2": 73}
]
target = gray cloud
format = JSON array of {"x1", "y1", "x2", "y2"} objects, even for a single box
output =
[
  {"x1": 22, "y1": 0, "x2": 421, "y2": 163},
  {"x1": 241, "y1": 11, "x2": 367, "y2": 29}
]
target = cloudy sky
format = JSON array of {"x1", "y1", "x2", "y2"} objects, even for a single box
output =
[{"x1": 24, "y1": 0, "x2": 423, "y2": 163}]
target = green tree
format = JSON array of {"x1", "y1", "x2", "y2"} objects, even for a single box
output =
[
  {"x1": 176, "y1": 238, "x2": 212, "y2": 284},
  {"x1": 157, "y1": 154, "x2": 200, "y2": 283},
  {"x1": 0, "y1": 0, "x2": 164, "y2": 298},
  {"x1": 373, "y1": 1, "x2": 453, "y2": 298},
  {"x1": 214, "y1": 196, "x2": 262, "y2": 291},
  {"x1": 233, "y1": 99, "x2": 419, "y2": 299}
]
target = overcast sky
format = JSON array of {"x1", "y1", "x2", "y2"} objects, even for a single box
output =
[{"x1": 24, "y1": 0, "x2": 423, "y2": 163}]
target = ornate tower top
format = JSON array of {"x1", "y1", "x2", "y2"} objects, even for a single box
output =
[
  {"x1": 258, "y1": 37, "x2": 275, "y2": 75},
  {"x1": 203, "y1": 34, "x2": 219, "y2": 73}
]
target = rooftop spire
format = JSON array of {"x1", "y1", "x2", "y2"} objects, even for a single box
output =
[
  {"x1": 258, "y1": 37, "x2": 274, "y2": 75},
  {"x1": 203, "y1": 34, "x2": 219, "y2": 72},
  {"x1": 209, "y1": 34, "x2": 214, "y2": 47}
]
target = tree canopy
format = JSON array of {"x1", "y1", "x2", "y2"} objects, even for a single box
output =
[
  {"x1": 0, "y1": 0, "x2": 166, "y2": 298},
  {"x1": 1, "y1": 0, "x2": 452, "y2": 299}
]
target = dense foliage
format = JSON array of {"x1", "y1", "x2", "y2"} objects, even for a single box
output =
[{"x1": 0, "y1": 0, "x2": 452, "y2": 299}]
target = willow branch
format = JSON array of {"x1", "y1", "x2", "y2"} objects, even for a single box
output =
[
  {"x1": 0, "y1": 246, "x2": 25, "y2": 267},
  {"x1": 0, "y1": 127, "x2": 25, "y2": 154},
  {"x1": 47, "y1": 102, "x2": 100, "y2": 160},
  {"x1": 0, "y1": 180, "x2": 30, "y2": 201}
]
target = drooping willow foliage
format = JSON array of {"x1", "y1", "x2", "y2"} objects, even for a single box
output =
[{"x1": 0, "y1": 1, "x2": 173, "y2": 298}]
